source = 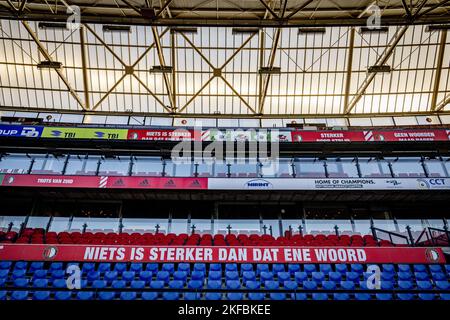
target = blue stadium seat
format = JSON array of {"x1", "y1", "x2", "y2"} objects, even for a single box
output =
[
  {"x1": 225, "y1": 271, "x2": 239, "y2": 281},
  {"x1": 52, "y1": 279, "x2": 67, "y2": 288},
  {"x1": 150, "y1": 280, "x2": 164, "y2": 289},
  {"x1": 187, "y1": 280, "x2": 203, "y2": 290},
  {"x1": 51, "y1": 270, "x2": 65, "y2": 280},
  {"x1": 98, "y1": 263, "x2": 111, "y2": 273},
  {"x1": 418, "y1": 293, "x2": 435, "y2": 301},
  {"x1": 303, "y1": 281, "x2": 317, "y2": 290},
  {"x1": 30, "y1": 262, "x2": 44, "y2": 272},
  {"x1": 355, "y1": 293, "x2": 371, "y2": 300},
  {"x1": 292, "y1": 293, "x2": 307, "y2": 300},
  {"x1": 169, "y1": 280, "x2": 184, "y2": 289},
  {"x1": 142, "y1": 292, "x2": 158, "y2": 300},
  {"x1": 0, "y1": 261, "x2": 12, "y2": 270},
  {"x1": 12, "y1": 291, "x2": 28, "y2": 300},
  {"x1": 33, "y1": 291, "x2": 50, "y2": 300},
  {"x1": 226, "y1": 280, "x2": 241, "y2": 290},
  {"x1": 76, "y1": 291, "x2": 94, "y2": 300},
  {"x1": 351, "y1": 264, "x2": 364, "y2": 274},
  {"x1": 381, "y1": 281, "x2": 394, "y2": 290},
  {"x1": 0, "y1": 269, "x2": 8, "y2": 279},
  {"x1": 265, "y1": 280, "x2": 279, "y2": 290},
  {"x1": 33, "y1": 269, "x2": 47, "y2": 279},
  {"x1": 319, "y1": 264, "x2": 332, "y2": 274},
  {"x1": 432, "y1": 272, "x2": 446, "y2": 281},
  {"x1": 205, "y1": 292, "x2": 222, "y2": 300},
  {"x1": 87, "y1": 270, "x2": 100, "y2": 282},
  {"x1": 131, "y1": 280, "x2": 145, "y2": 289},
  {"x1": 12, "y1": 269, "x2": 26, "y2": 279},
  {"x1": 145, "y1": 263, "x2": 159, "y2": 273},
  {"x1": 382, "y1": 264, "x2": 395, "y2": 273},
  {"x1": 398, "y1": 272, "x2": 412, "y2": 281},
  {"x1": 312, "y1": 293, "x2": 328, "y2": 300},
  {"x1": 260, "y1": 271, "x2": 274, "y2": 282},
  {"x1": 444, "y1": 265, "x2": 450, "y2": 274},
  {"x1": 312, "y1": 272, "x2": 325, "y2": 283},
  {"x1": 273, "y1": 264, "x2": 285, "y2": 274},
  {"x1": 49, "y1": 262, "x2": 63, "y2": 271},
  {"x1": 340, "y1": 280, "x2": 355, "y2": 290},
  {"x1": 294, "y1": 272, "x2": 308, "y2": 283},
  {"x1": 173, "y1": 271, "x2": 187, "y2": 283},
  {"x1": 413, "y1": 264, "x2": 427, "y2": 273},
  {"x1": 335, "y1": 264, "x2": 347, "y2": 274},
  {"x1": 104, "y1": 271, "x2": 118, "y2": 283},
  {"x1": 270, "y1": 293, "x2": 286, "y2": 300},
  {"x1": 210, "y1": 263, "x2": 222, "y2": 272},
  {"x1": 92, "y1": 280, "x2": 107, "y2": 289},
  {"x1": 436, "y1": 281, "x2": 450, "y2": 290},
  {"x1": 376, "y1": 293, "x2": 393, "y2": 300},
  {"x1": 55, "y1": 291, "x2": 72, "y2": 301},
  {"x1": 329, "y1": 272, "x2": 342, "y2": 282},
  {"x1": 381, "y1": 272, "x2": 395, "y2": 281},
  {"x1": 14, "y1": 278, "x2": 29, "y2": 288},
  {"x1": 139, "y1": 271, "x2": 152, "y2": 283},
  {"x1": 162, "y1": 263, "x2": 175, "y2": 274},
  {"x1": 257, "y1": 264, "x2": 270, "y2": 275},
  {"x1": 359, "y1": 280, "x2": 369, "y2": 290},
  {"x1": 322, "y1": 281, "x2": 336, "y2": 290},
  {"x1": 178, "y1": 263, "x2": 190, "y2": 274},
  {"x1": 122, "y1": 271, "x2": 136, "y2": 282},
  {"x1": 209, "y1": 271, "x2": 222, "y2": 281},
  {"x1": 398, "y1": 280, "x2": 413, "y2": 290},
  {"x1": 156, "y1": 271, "x2": 170, "y2": 284},
  {"x1": 277, "y1": 272, "x2": 290, "y2": 282},
  {"x1": 0, "y1": 278, "x2": 5, "y2": 287},
  {"x1": 288, "y1": 264, "x2": 300, "y2": 275},
  {"x1": 98, "y1": 291, "x2": 115, "y2": 300},
  {"x1": 304, "y1": 264, "x2": 316, "y2": 274},
  {"x1": 112, "y1": 280, "x2": 126, "y2": 289},
  {"x1": 130, "y1": 263, "x2": 143, "y2": 273},
  {"x1": 33, "y1": 278, "x2": 48, "y2": 288},
  {"x1": 240, "y1": 264, "x2": 253, "y2": 274},
  {"x1": 440, "y1": 294, "x2": 450, "y2": 300},
  {"x1": 397, "y1": 293, "x2": 415, "y2": 301},
  {"x1": 191, "y1": 271, "x2": 205, "y2": 281},
  {"x1": 429, "y1": 265, "x2": 442, "y2": 273},
  {"x1": 14, "y1": 261, "x2": 28, "y2": 270},
  {"x1": 82, "y1": 263, "x2": 96, "y2": 273},
  {"x1": 193, "y1": 263, "x2": 206, "y2": 273},
  {"x1": 243, "y1": 271, "x2": 256, "y2": 282},
  {"x1": 207, "y1": 280, "x2": 222, "y2": 290},
  {"x1": 415, "y1": 272, "x2": 430, "y2": 281},
  {"x1": 114, "y1": 263, "x2": 127, "y2": 274},
  {"x1": 121, "y1": 291, "x2": 137, "y2": 300},
  {"x1": 225, "y1": 264, "x2": 238, "y2": 272},
  {"x1": 184, "y1": 293, "x2": 201, "y2": 300},
  {"x1": 246, "y1": 281, "x2": 260, "y2": 290},
  {"x1": 284, "y1": 280, "x2": 298, "y2": 290},
  {"x1": 346, "y1": 272, "x2": 360, "y2": 283},
  {"x1": 248, "y1": 293, "x2": 265, "y2": 300},
  {"x1": 334, "y1": 293, "x2": 349, "y2": 300},
  {"x1": 398, "y1": 264, "x2": 410, "y2": 273},
  {"x1": 227, "y1": 293, "x2": 243, "y2": 300}
]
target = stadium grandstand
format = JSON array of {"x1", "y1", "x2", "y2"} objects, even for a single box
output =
[{"x1": 0, "y1": 0, "x2": 450, "y2": 311}]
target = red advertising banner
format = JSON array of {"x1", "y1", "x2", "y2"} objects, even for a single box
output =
[
  {"x1": 127, "y1": 129, "x2": 201, "y2": 141},
  {"x1": 0, "y1": 175, "x2": 208, "y2": 190},
  {"x1": 291, "y1": 129, "x2": 450, "y2": 143},
  {"x1": 0, "y1": 244, "x2": 444, "y2": 264}
]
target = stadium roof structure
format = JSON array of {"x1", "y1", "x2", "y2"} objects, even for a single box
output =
[{"x1": 0, "y1": 0, "x2": 449, "y2": 117}]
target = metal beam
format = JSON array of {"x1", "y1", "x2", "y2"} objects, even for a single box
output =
[
  {"x1": 21, "y1": 20, "x2": 87, "y2": 111},
  {"x1": 436, "y1": 94, "x2": 450, "y2": 111},
  {"x1": 258, "y1": 0, "x2": 279, "y2": 19},
  {"x1": 151, "y1": 26, "x2": 175, "y2": 112},
  {"x1": 285, "y1": 0, "x2": 314, "y2": 19},
  {"x1": 431, "y1": 30, "x2": 447, "y2": 111},
  {"x1": 84, "y1": 24, "x2": 127, "y2": 67},
  {"x1": 154, "y1": 0, "x2": 174, "y2": 19},
  {"x1": 120, "y1": 0, "x2": 141, "y2": 15},
  {"x1": 414, "y1": 0, "x2": 450, "y2": 19},
  {"x1": 401, "y1": 0, "x2": 412, "y2": 18},
  {"x1": 343, "y1": 27, "x2": 355, "y2": 113},
  {"x1": 345, "y1": 25, "x2": 409, "y2": 114},
  {"x1": 91, "y1": 73, "x2": 128, "y2": 111},
  {"x1": 79, "y1": 26, "x2": 91, "y2": 110},
  {"x1": 132, "y1": 74, "x2": 172, "y2": 113},
  {"x1": 171, "y1": 31, "x2": 177, "y2": 112}
]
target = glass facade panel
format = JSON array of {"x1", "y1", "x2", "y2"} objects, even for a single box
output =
[
  {"x1": 191, "y1": 219, "x2": 213, "y2": 235},
  {"x1": 70, "y1": 217, "x2": 119, "y2": 232},
  {"x1": 131, "y1": 157, "x2": 163, "y2": 176},
  {"x1": 229, "y1": 159, "x2": 258, "y2": 178},
  {"x1": 171, "y1": 219, "x2": 189, "y2": 234},
  {"x1": 64, "y1": 155, "x2": 100, "y2": 176},
  {"x1": 424, "y1": 158, "x2": 448, "y2": 177},
  {"x1": 0, "y1": 153, "x2": 32, "y2": 174},
  {"x1": 26, "y1": 216, "x2": 50, "y2": 228},
  {"x1": 304, "y1": 220, "x2": 354, "y2": 235},
  {"x1": 214, "y1": 161, "x2": 229, "y2": 177},
  {"x1": 195, "y1": 158, "x2": 214, "y2": 177},
  {"x1": 98, "y1": 156, "x2": 130, "y2": 176},
  {"x1": 261, "y1": 219, "x2": 281, "y2": 237},
  {"x1": 260, "y1": 158, "x2": 293, "y2": 178},
  {"x1": 49, "y1": 217, "x2": 70, "y2": 232},
  {"x1": 326, "y1": 158, "x2": 359, "y2": 178},
  {"x1": 294, "y1": 158, "x2": 326, "y2": 178},
  {"x1": 122, "y1": 218, "x2": 169, "y2": 234},
  {"x1": 164, "y1": 159, "x2": 194, "y2": 177},
  {"x1": 0, "y1": 215, "x2": 26, "y2": 231},
  {"x1": 358, "y1": 157, "x2": 391, "y2": 178},
  {"x1": 388, "y1": 157, "x2": 425, "y2": 178},
  {"x1": 215, "y1": 219, "x2": 261, "y2": 235},
  {"x1": 30, "y1": 154, "x2": 66, "y2": 174}
]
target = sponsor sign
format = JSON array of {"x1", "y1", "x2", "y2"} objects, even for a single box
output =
[
  {"x1": 41, "y1": 127, "x2": 128, "y2": 139},
  {"x1": 0, "y1": 244, "x2": 444, "y2": 264},
  {"x1": 366, "y1": 130, "x2": 449, "y2": 142},
  {"x1": 291, "y1": 131, "x2": 365, "y2": 142},
  {"x1": 0, "y1": 125, "x2": 43, "y2": 138},
  {"x1": 127, "y1": 129, "x2": 201, "y2": 141}
]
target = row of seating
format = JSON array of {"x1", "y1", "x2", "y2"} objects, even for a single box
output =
[{"x1": 1, "y1": 229, "x2": 394, "y2": 247}]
